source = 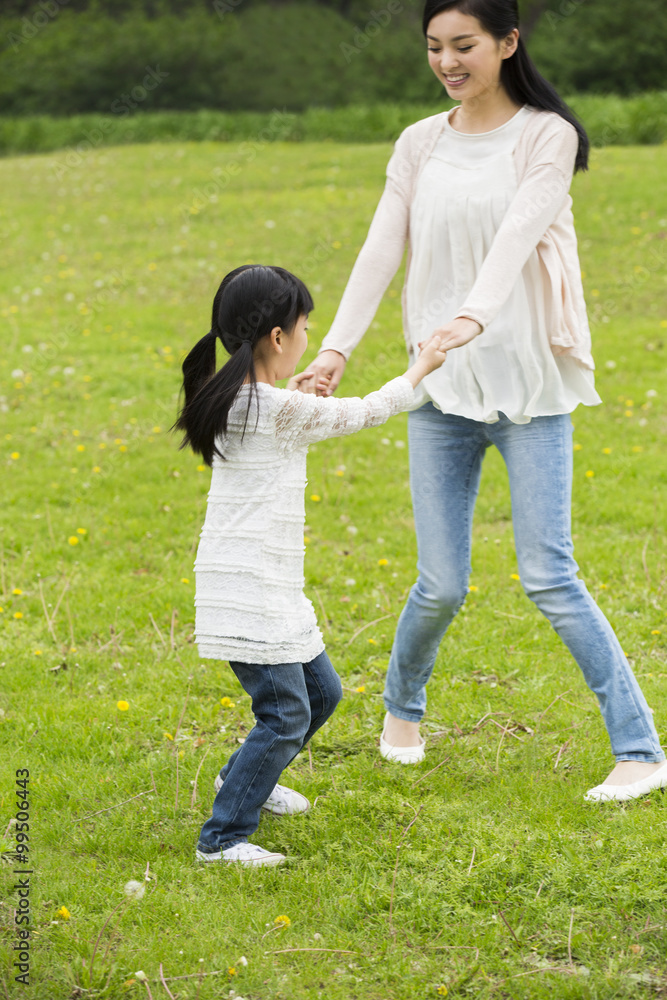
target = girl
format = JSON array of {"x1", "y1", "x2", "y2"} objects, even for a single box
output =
[
  {"x1": 175, "y1": 264, "x2": 447, "y2": 865},
  {"x1": 309, "y1": 0, "x2": 667, "y2": 801}
]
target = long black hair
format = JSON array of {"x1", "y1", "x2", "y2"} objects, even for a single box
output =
[
  {"x1": 174, "y1": 264, "x2": 314, "y2": 466},
  {"x1": 423, "y1": 0, "x2": 588, "y2": 172}
]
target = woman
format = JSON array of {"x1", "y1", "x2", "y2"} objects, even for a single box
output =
[{"x1": 310, "y1": 0, "x2": 666, "y2": 801}]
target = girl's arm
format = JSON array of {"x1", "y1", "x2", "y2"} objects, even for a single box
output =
[
  {"x1": 451, "y1": 118, "x2": 579, "y2": 337},
  {"x1": 276, "y1": 337, "x2": 446, "y2": 449}
]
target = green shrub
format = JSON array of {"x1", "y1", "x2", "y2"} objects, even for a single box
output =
[{"x1": 2, "y1": 93, "x2": 667, "y2": 157}]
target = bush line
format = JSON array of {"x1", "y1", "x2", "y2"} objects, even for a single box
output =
[{"x1": 2, "y1": 93, "x2": 667, "y2": 158}]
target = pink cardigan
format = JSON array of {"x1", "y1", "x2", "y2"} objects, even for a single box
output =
[{"x1": 319, "y1": 107, "x2": 594, "y2": 370}]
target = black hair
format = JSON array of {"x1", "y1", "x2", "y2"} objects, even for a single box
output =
[
  {"x1": 423, "y1": 0, "x2": 588, "y2": 172},
  {"x1": 174, "y1": 264, "x2": 314, "y2": 466}
]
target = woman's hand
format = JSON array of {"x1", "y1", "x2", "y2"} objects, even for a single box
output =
[
  {"x1": 424, "y1": 316, "x2": 482, "y2": 352},
  {"x1": 304, "y1": 350, "x2": 347, "y2": 396}
]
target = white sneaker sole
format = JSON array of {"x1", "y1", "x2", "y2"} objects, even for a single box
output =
[
  {"x1": 195, "y1": 848, "x2": 285, "y2": 866},
  {"x1": 584, "y1": 760, "x2": 667, "y2": 802}
]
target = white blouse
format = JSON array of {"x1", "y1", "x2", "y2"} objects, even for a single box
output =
[
  {"x1": 194, "y1": 376, "x2": 416, "y2": 665},
  {"x1": 405, "y1": 105, "x2": 600, "y2": 423}
]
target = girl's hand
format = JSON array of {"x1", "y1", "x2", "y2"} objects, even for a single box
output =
[
  {"x1": 423, "y1": 316, "x2": 482, "y2": 352},
  {"x1": 305, "y1": 350, "x2": 347, "y2": 396},
  {"x1": 403, "y1": 335, "x2": 447, "y2": 388},
  {"x1": 287, "y1": 371, "x2": 318, "y2": 393}
]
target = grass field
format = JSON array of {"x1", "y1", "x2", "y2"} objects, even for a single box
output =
[{"x1": 0, "y1": 138, "x2": 666, "y2": 999}]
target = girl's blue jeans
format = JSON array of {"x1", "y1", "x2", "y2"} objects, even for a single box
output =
[
  {"x1": 384, "y1": 405, "x2": 664, "y2": 764},
  {"x1": 197, "y1": 650, "x2": 342, "y2": 853}
]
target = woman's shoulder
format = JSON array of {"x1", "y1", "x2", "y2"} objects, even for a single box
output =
[
  {"x1": 521, "y1": 107, "x2": 578, "y2": 144},
  {"x1": 395, "y1": 110, "x2": 449, "y2": 150}
]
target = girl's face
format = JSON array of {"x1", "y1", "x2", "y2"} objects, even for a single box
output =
[
  {"x1": 276, "y1": 314, "x2": 309, "y2": 379},
  {"x1": 426, "y1": 9, "x2": 518, "y2": 104}
]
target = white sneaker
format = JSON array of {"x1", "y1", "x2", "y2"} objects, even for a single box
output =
[
  {"x1": 196, "y1": 841, "x2": 285, "y2": 866},
  {"x1": 213, "y1": 775, "x2": 310, "y2": 816},
  {"x1": 584, "y1": 760, "x2": 667, "y2": 802}
]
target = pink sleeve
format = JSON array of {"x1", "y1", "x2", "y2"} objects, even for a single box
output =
[{"x1": 318, "y1": 140, "x2": 411, "y2": 360}]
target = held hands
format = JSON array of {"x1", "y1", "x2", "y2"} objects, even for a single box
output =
[
  {"x1": 404, "y1": 334, "x2": 448, "y2": 388},
  {"x1": 426, "y1": 316, "x2": 482, "y2": 352},
  {"x1": 305, "y1": 350, "x2": 347, "y2": 396}
]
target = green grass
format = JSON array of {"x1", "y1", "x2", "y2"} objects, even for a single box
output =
[
  {"x1": 0, "y1": 139, "x2": 666, "y2": 999},
  {"x1": 2, "y1": 91, "x2": 667, "y2": 156}
]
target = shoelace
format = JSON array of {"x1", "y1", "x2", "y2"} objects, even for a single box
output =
[
  {"x1": 267, "y1": 783, "x2": 292, "y2": 809},
  {"x1": 230, "y1": 842, "x2": 268, "y2": 860}
]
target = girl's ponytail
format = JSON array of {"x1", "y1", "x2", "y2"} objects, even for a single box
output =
[
  {"x1": 422, "y1": 0, "x2": 589, "y2": 173},
  {"x1": 174, "y1": 264, "x2": 313, "y2": 466}
]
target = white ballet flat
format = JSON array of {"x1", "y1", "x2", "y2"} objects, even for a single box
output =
[
  {"x1": 584, "y1": 760, "x2": 667, "y2": 802},
  {"x1": 379, "y1": 715, "x2": 425, "y2": 764}
]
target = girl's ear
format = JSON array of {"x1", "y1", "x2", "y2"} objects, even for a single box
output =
[{"x1": 269, "y1": 326, "x2": 284, "y2": 353}]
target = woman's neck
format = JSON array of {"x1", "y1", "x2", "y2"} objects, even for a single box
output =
[{"x1": 450, "y1": 93, "x2": 524, "y2": 134}]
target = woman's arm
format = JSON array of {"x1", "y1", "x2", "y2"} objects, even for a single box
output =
[
  {"x1": 453, "y1": 119, "x2": 579, "y2": 333},
  {"x1": 309, "y1": 137, "x2": 413, "y2": 394}
]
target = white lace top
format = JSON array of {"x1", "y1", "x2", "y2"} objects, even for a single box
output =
[
  {"x1": 406, "y1": 105, "x2": 600, "y2": 422},
  {"x1": 194, "y1": 375, "x2": 416, "y2": 665}
]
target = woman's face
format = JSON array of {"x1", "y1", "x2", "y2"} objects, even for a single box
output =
[{"x1": 426, "y1": 8, "x2": 518, "y2": 104}]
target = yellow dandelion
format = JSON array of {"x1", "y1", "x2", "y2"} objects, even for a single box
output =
[
  {"x1": 437, "y1": 987, "x2": 448, "y2": 997},
  {"x1": 304, "y1": 536, "x2": 311, "y2": 545},
  {"x1": 631, "y1": 227, "x2": 641, "y2": 235},
  {"x1": 56, "y1": 906, "x2": 70, "y2": 920},
  {"x1": 10, "y1": 452, "x2": 20, "y2": 460},
  {"x1": 152, "y1": 426, "x2": 161, "y2": 434},
  {"x1": 468, "y1": 584, "x2": 478, "y2": 592},
  {"x1": 119, "y1": 445, "x2": 127, "y2": 453},
  {"x1": 274, "y1": 914, "x2": 291, "y2": 927},
  {"x1": 510, "y1": 573, "x2": 520, "y2": 581},
  {"x1": 76, "y1": 444, "x2": 85, "y2": 452},
  {"x1": 148, "y1": 262, "x2": 157, "y2": 271},
  {"x1": 335, "y1": 469, "x2": 344, "y2": 477},
  {"x1": 632, "y1": 446, "x2": 643, "y2": 453},
  {"x1": 220, "y1": 697, "x2": 235, "y2": 708},
  {"x1": 181, "y1": 577, "x2": 190, "y2": 584},
  {"x1": 367, "y1": 638, "x2": 377, "y2": 645},
  {"x1": 68, "y1": 536, "x2": 79, "y2": 545},
  {"x1": 164, "y1": 732, "x2": 174, "y2": 740},
  {"x1": 93, "y1": 466, "x2": 101, "y2": 473},
  {"x1": 77, "y1": 527, "x2": 87, "y2": 535},
  {"x1": 227, "y1": 967, "x2": 236, "y2": 976},
  {"x1": 378, "y1": 558, "x2": 389, "y2": 567},
  {"x1": 624, "y1": 410, "x2": 633, "y2": 417},
  {"x1": 652, "y1": 630, "x2": 661, "y2": 636},
  {"x1": 12, "y1": 588, "x2": 23, "y2": 595},
  {"x1": 117, "y1": 700, "x2": 129, "y2": 711},
  {"x1": 332, "y1": 241, "x2": 342, "y2": 249},
  {"x1": 573, "y1": 443, "x2": 582, "y2": 451},
  {"x1": 197, "y1": 464, "x2": 206, "y2": 472},
  {"x1": 600, "y1": 583, "x2": 608, "y2": 589},
  {"x1": 310, "y1": 494, "x2": 321, "y2": 502},
  {"x1": 355, "y1": 685, "x2": 366, "y2": 693},
  {"x1": 99, "y1": 442, "x2": 106, "y2": 449},
  {"x1": 13, "y1": 612, "x2": 23, "y2": 620},
  {"x1": 585, "y1": 470, "x2": 595, "y2": 478},
  {"x1": 0, "y1": 608, "x2": 4, "y2": 614}
]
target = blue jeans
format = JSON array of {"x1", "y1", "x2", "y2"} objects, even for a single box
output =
[
  {"x1": 197, "y1": 650, "x2": 342, "y2": 853},
  {"x1": 384, "y1": 405, "x2": 664, "y2": 763}
]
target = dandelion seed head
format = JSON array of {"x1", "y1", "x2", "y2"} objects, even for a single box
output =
[{"x1": 124, "y1": 880, "x2": 145, "y2": 900}]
